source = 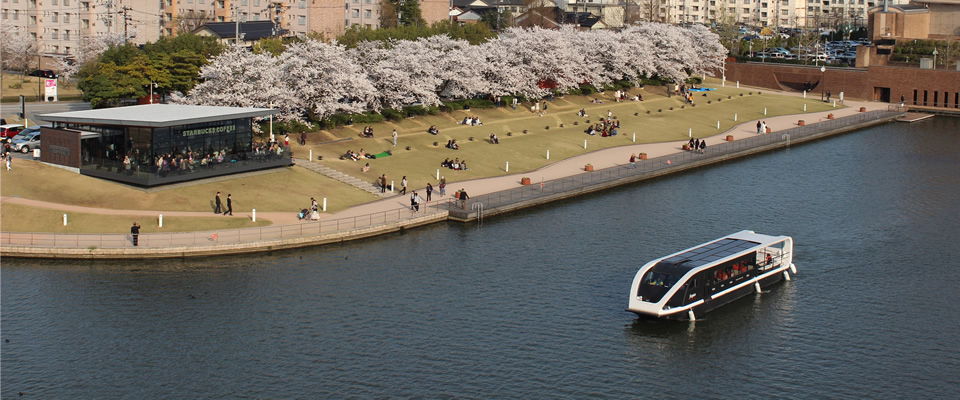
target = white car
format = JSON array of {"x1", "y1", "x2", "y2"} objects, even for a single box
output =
[{"x1": 11, "y1": 126, "x2": 47, "y2": 153}]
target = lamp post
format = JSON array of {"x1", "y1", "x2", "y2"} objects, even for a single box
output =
[
  {"x1": 820, "y1": 66, "x2": 826, "y2": 102},
  {"x1": 149, "y1": 81, "x2": 157, "y2": 103},
  {"x1": 932, "y1": 48, "x2": 938, "y2": 70}
]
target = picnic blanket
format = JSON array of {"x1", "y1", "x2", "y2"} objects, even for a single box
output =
[
  {"x1": 373, "y1": 151, "x2": 391, "y2": 158},
  {"x1": 688, "y1": 88, "x2": 716, "y2": 92}
]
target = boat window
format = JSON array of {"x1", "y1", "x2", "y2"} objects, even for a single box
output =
[{"x1": 637, "y1": 271, "x2": 681, "y2": 303}]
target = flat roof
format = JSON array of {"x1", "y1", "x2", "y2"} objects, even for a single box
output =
[
  {"x1": 36, "y1": 104, "x2": 276, "y2": 128},
  {"x1": 661, "y1": 238, "x2": 760, "y2": 270}
]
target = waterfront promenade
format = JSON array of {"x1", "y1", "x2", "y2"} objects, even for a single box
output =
[{"x1": 0, "y1": 92, "x2": 900, "y2": 258}]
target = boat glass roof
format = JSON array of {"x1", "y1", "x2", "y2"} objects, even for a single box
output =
[{"x1": 662, "y1": 239, "x2": 759, "y2": 269}]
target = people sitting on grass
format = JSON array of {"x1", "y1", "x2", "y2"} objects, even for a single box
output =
[
  {"x1": 591, "y1": 98, "x2": 604, "y2": 104},
  {"x1": 587, "y1": 126, "x2": 597, "y2": 136},
  {"x1": 577, "y1": 108, "x2": 587, "y2": 117},
  {"x1": 446, "y1": 139, "x2": 460, "y2": 150},
  {"x1": 357, "y1": 148, "x2": 366, "y2": 159},
  {"x1": 489, "y1": 133, "x2": 500, "y2": 144},
  {"x1": 459, "y1": 116, "x2": 483, "y2": 126},
  {"x1": 361, "y1": 126, "x2": 374, "y2": 138},
  {"x1": 441, "y1": 158, "x2": 452, "y2": 168},
  {"x1": 428, "y1": 125, "x2": 439, "y2": 135},
  {"x1": 632, "y1": 94, "x2": 643, "y2": 101}
]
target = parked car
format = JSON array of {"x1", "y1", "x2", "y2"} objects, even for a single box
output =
[
  {"x1": 12, "y1": 129, "x2": 42, "y2": 153},
  {"x1": 29, "y1": 69, "x2": 57, "y2": 79},
  {"x1": 0, "y1": 124, "x2": 25, "y2": 139}
]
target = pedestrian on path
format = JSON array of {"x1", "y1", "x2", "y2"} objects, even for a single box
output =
[
  {"x1": 131, "y1": 222, "x2": 141, "y2": 246},
  {"x1": 223, "y1": 194, "x2": 233, "y2": 216},
  {"x1": 426, "y1": 182, "x2": 433, "y2": 202},
  {"x1": 300, "y1": 131, "x2": 307, "y2": 146},
  {"x1": 458, "y1": 188, "x2": 469, "y2": 209},
  {"x1": 400, "y1": 176, "x2": 407, "y2": 195},
  {"x1": 760, "y1": 121, "x2": 767, "y2": 134},
  {"x1": 629, "y1": 153, "x2": 637, "y2": 169},
  {"x1": 439, "y1": 177, "x2": 446, "y2": 196},
  {"x1": 380, "y1": 174, "x2": 387, "y2": 193},
  {"x1": 5, "y1": 153, "x2": 11, "y2": 171},
  {"x1": 756, "y1": 120, "x2": 762, "y2": 134},
  {"x1": 215, "y1": 191, "x2": 222, "y2": 214},
  {"x1": 826, "y1": 90, "x2": 831, "y2": 102},
  {"x1": 699, "y1": 139, "x2": 707, "y2": 154},
  {"x1": 392, "y1": 130, "x2": 398, "y2": 146}
]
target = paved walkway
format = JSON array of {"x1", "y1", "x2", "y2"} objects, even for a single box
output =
[{"x1": 1, "y1": 85, "x2": 889, "y2": 229}]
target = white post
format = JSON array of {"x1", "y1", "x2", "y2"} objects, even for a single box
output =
[
  {"x1": 722, "y1": 75, "x2": 726, "y2": 87},
  {"x1": 252, "y1": 209, "x2": 256, "y2": 222},
  {"x1": 833, "y1": 100, "x2": 837, "y2": 107},
  {"x1": 734, "y1": 113, "x2": 738, "y2": 121},
  {"x1": 737, "y1": 81, "x2": 740, "y2": 88},
  {"x1": 546, "y1": 150, "x2": 550, "y2": 160},
  {"x1": 688, "y1": 128, "x2": 692, "y2": 138},
  {"x1": 632, "y1": 132, "x2": 636, "y2": 143},
  {"x1": 322, "y1": 198, "x2": 327, "y2": 212},
  {"x1": 309, "y1": 149, "x2": 313, "y2": 161},
  {"x1": 505, "y1": 161, "x2": 509, "y2": 172},
  {"x1": 803, "y1": 90, "x2": 807, "y2": 99},
  {"x1": 717, "y1": 120, "x2": 720, "y2": 129},
  {"x1": 804, "y1": 104, "x2": 807, "y2": 112},
  {"x1": 63, "y1": 213, "x2": 67, "y2": 226},
  {"x1": 159, "y1": 214, "x2": 163, "y2": 228},
  {"x1": 584, "y1": 140, "x2": 587, "y2": 149},
  {"x1": 436, "y1": 169, "x2": 440, "y2": 180},
  {"x1": 390, "y1": 181, "x2": 394, "y2": 192},
  {"x1": 764, "y1": 108, "x2": 767, "y2": 115}
]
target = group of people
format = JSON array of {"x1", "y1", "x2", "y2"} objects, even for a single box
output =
[
  {"x1": 441, "y1": 158, "x2": 468, "y2": 170},
  {"x1": 214, "y1": 191, "x2": 234, "y2": 216},
  {"x1": 489, "y1": 133, "x2": 500, "y2": 144},
  {"x1": 342, "y1": 148, "x2": 373, "y2": 161},
  {"x1": 299, "y1": 197, "x2": 321, "y2": 221},
  {"x1": 612, "y1": 89, "x2": 642, "y2": 102},
  {"x1": 714, "y1": 261, "x2": 752, "y2": 283},
  {"x1": 460, "y1": 116, "x2": 483, "y2": 126},
  {"x1": 756, "y1": 120, "x2": 768, "y2": 134},
  {"x1": 428, "y1": 125, "x2": 440, "y2": 135},
  {"x1": 687, "y1": 138, "x2": 707, "y2": 154},
  {"x1": 445, "y1": 139, "x2": 460, "y2": 150},
  {"x1": 361, "y1": 126, "x2": 375, "y2": 138},
  {"x1": 586, "y1": 118, "x2": 620, "y2": 137}
]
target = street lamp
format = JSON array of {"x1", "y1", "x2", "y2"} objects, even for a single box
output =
[
  {"x1": 149, "y1": 81, "x2": 158, "y2": 104},
  {"x1": 820, "y1": 66, "x2": 826, "y2": 102},
  {"x1": 932, "y1": 48, "x2": 938, "y2": 70}
]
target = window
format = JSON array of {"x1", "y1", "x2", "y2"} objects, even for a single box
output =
[
  {"x1": 299, "y1": 0, "x2": 305, "y2": 8},
  {"x1": 63, "y1": 30, "x2": 69, "y2": 40},
  {"x1": 28, "y1": 0, "x2": 34, "y2": 7},
  {"x1": 299, "y1": 15, "x2": 305, "y2": 25},
  {"x1": 82, "y1": 18, "x2": 89, "y2": 28},
  {"x1": 241, "y1": 0, "x2": 246, "y2": 4},
  {"x1": 351, "y1": 8, "x2": 358, "y2": 17},
  {"x1": 217, "y1": 16, "x2": 224, "y2": 21},
  {"x1": 743, "y1": 7, "x2": 748, "y2": 13},
  {"x1": 81, "y1": 1, "x2": 89, "y2": 10},
  {"x1": 52, "y1": 0, "x2": 57, "y2": 4},
  {"x1": 52, "y1": 29, "x2": 59, "y2": 39},
  {"x1": 64, "y1": 0, "x2": 68, "y2": 5},
  {"x1": 63, "y1": 13, "x2": 69, "y2": 22},
  {"x1": 30, "y1": 15, "x2": 36, "y2": 24},
  {"x1": 217, "y1": 0, "x2": 224, "y2": 8},
  {"x1": 254, "y1": 0, "x2": 259, "y2": 5},
  {"x1": 52, "y1": 12, "x2": 58, "y2": 22},
  {"x1": 364, "y1": 9, "x2": 370, "y2": 17},
  {"x1": 782, "y1": 9, "x2": 788, "y2": 14}
]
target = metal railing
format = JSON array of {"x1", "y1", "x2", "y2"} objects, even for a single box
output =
[
  {"x1": 1, "y1": 199, "x2": 453, "y2": 249},
  {"x1": 452, "y1": 110, "x2": 901, "y2": 215}
]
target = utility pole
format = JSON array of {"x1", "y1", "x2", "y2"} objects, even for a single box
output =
[
  {"x1": 233, "y1": 5, "x2": 240, "y2": 45},
  {"x1": 121, "y1": 6, "x2": 132, "y2": 42}
]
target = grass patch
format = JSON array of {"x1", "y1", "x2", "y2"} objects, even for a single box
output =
[
  {"x1": 1, "y1": 203, "x2": 272, "y2": 233},
  {"x1": 0, "y1": 163, "x2": 379, "y2": 213}
]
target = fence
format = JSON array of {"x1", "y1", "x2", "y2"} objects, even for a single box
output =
[
  {"x1": 451, "y1": 110, "x2": 901, "y2": 216},
  {"x1": 1, "y1": 199, "x2": 453, "y2": 249}
]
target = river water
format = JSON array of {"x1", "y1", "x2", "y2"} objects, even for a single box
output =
[{"x1": 3, "y1": 117, "x2": 959, "y2": 398}]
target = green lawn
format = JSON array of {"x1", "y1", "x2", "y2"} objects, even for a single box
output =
[
  {"x1": 1, "y1": 203, "x2": 272, "y2": 233},
  {"x1": 1, "y1": 82, "x2": 839, "y2": 233}
]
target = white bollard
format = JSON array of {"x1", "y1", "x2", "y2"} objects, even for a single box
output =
[
  {"x1": 390, "y1": 181, "x2": 394, "y2": 192},
  {"x1": 717, "y1": 120, "x2": 720, "y2": 129},
  {"x1": 506, "y1": 161, "x2": 509, "y2": 172},
  {"x1": 63, "y1": 213, "x2": 67, "y2": 226},
  {"x1": 632, "y1": 133, "x2": 636, "y2": 143},
  {"x1": 322, "y1": 198, "x2": 327, "y2": 212},
  {"x1": 764, "y1": 108, "x2": 767, "y2": 115},
  {"x1": 252, "y1": 209, "x2": 256, "y2": 222},
  {"x1": 734, "y1": 113, "x2": 738, "y2": 121},
  {"x1": 159, "y1": 214, "x2": 163, "y2": 228},
  {"x1": 833, "y1": 100, "x2": 837, "y2": 107},
  {"x1": 584, "y1": 140, "x2": 587, "y2": 149},
  {"x1": 688, "y1": 128, "x2": 692, "y2": 138},
  {"x1": 804, "y1": 104, "x2": 807, "y2": 112},
  {"x1": 546, "y1": 150, "x2": 550, "y2": 160},
  {"x1": 436, "y1": 169, "x2": 440, "y2": 180},
  {"x1": 803, "y1": 90, "x2": 806, "y2": 99},
  {"x1": 737, "y1": 81, "x2": 740, "y2": 88},
  {"x1": 309, "y1": 149, "x2": 313, "y2": 161}
]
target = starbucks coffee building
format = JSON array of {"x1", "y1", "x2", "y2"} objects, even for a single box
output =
[{"x1": 37, "y1": 104, "x2": 285, "y2": 187}]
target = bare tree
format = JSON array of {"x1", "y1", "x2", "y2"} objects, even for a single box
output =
[{"x1": 176, "y1": 10, "x2": 212, "y2": 34}]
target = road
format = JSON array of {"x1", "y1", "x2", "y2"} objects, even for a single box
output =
[{"x1": 0, "y1": 100, "x2": 91, "y2": 125}]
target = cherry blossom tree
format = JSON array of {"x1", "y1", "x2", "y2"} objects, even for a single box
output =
[
  {"x1": 0, "y1": 28, "x2": 38, "y2": 78},
  {"x1": 54, "y1": 33, "x2": 127, "y2": 82},
  {"x1": 280, "y1": 40, "x2": 377, "y2": 120}
]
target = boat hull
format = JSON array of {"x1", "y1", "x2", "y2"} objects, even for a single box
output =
[{"x1": 633, "y1": 269, "x2": 788, "y2": 321}]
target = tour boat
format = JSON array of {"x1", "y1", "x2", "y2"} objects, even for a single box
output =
[{"x1": 627, "y1": 230, "x2": 796, "y2": 321}]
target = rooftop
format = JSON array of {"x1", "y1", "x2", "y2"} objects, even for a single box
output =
[{"x1": 36, "y1": 104, "x2": 276, "y2": 127}]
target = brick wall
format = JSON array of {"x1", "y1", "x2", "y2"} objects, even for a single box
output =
[
  {"x1": 40, "y1": 128, "x2": 81, "y2": 168},
  {"x1": 724, "y1": 62, "x2": 960, "y2": 108}
]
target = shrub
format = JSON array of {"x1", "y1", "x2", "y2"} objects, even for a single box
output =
[
  {"x1": 685, "y1": 77, "x2": 703, "y2": 85},
  {"x1": 380, "y1": 108, "x2": 403, "y2": 121},
  {"x1": 579, "y1": 84, "x2": 598, "y2": 95}
]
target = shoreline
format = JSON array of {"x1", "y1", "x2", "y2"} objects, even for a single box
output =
[{"x1": 1, "y1": 104, "x2": 904, "y2": 259}]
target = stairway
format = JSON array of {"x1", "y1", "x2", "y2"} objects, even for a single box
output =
[{"x1": 297, "y1": 162, "x2": 390, "y2": 196}]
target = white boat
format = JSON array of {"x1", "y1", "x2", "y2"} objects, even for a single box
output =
[{"x1": 627, "y1": 230, "x2": 796, "y2": 321}]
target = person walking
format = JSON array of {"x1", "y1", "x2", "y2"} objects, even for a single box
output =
[
  {"x1": 458, "y1": 188, "x2": 469, "y2": 209},
  {"x1": 826, "y1": 90, "x2": 831, "y2": 102},
  {"x1": 699, "y1": 139, "x2": 707, "y2": 154},
  {"x1": 400, "y1": 176, "x2": 407, "y2": 195},
  {"x1": 131, "y1": 222, "x2": 141, "y2": 246},
  {"x1": 756, "y1": 120, "x2": 762, "y2": 134},
  {"x1": 410, "y1": 191, "x2": 418, "y2": 212},
  {"x1": 300, "y1": 131, "x2": 307, "y2": 146},
  {"x1": 223, "y1": 194, "x2": 233, "y2": 216},
  {"x1": 5, "y1": 153, "x2": 11, "y2": 171},
  {"x1": 215, "y1": 191, "x2": 222, "y2": 214},
  {"x1": 439, "y1": 177, "x2": 446, "y2": 196},
  {"x1": 380, "y1": 174, "x2": 387, "y2": 193},
  {"x1": 392, "y1": 130, "x2": 398, "y2": 146},
  {"x1": 425, "y1": 182, "x2": 433, "y2": 202},
  {"x1": 629, "y1": 153, "x2": 637, "y2": 169},
  {"x1": 311, "y1": 197, "x2": 319, "y2": 212}
]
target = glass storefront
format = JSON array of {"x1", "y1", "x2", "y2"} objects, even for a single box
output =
[{"x1": 62, "y1": 117, "x2": 290, "y2": 186}]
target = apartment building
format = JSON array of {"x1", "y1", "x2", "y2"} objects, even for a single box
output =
[{"x1": 661, "y1": 0, "x2": 908, "y2": 28}]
